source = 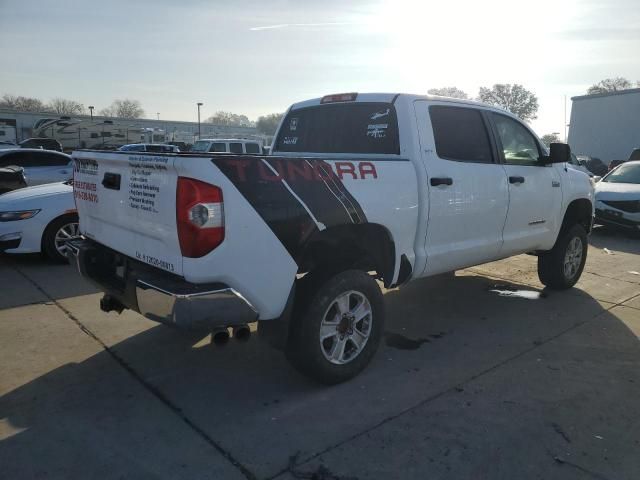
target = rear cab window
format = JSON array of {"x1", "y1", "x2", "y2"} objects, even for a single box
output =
[
  {"x1": 275, "y1": 102, "x2": 400, "y2": 154},
  {"x1": 245, "y1": 143, "x2": 260, "y2": 154}
]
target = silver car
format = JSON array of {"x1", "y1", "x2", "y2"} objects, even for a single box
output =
[{"x1": 595, "y1": 160, "x2": 640, "y2": 232}]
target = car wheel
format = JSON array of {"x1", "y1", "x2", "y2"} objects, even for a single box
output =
[
  {"x1": 286, "y1": 270, "x2": 384, "y2": 384},
  {"x1": 538, "y1": 224, "x2": 588, "y2": 290},
  {"x1": 42, "y1": 214, "x2": 80, "y2": 263}
]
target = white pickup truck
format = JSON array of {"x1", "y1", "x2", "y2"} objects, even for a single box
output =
[{"x1": 68, "y1": 93, "x2": 594, "y2": 384}]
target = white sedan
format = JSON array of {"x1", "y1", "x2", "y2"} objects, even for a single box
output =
[
  {"x1": 0, "y1": 181, "x2": 79, "y2": 262},
  {"x1": 595, "y1": 160, "x2": 640, "y2": 232}
]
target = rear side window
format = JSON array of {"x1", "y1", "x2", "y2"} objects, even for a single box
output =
[
  {"x1": 229, "y1": 143, "x2": 243, "y2": 154},
  {"x1": 275, "y1": 102, "x2": 400, "y2": 154},
  {"x1": 0, "y1": 152, "x2": 40, "y2": 167},
  {"x1": 209, "y1": 142, "x2": 227, "y2": 152},
  {"x1": 40, "y1": 152, "x2": 70, "y2": 166},
  {"x1": 245, "y1": 143, "x2": 260, "y2": 154},
  {"x1": 429, "y1": 106, "x2": 493, "y2": 163}
]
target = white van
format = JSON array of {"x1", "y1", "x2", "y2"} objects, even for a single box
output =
[{"x1": 190, "y1": 138, "x2": 263, "y2": 154}]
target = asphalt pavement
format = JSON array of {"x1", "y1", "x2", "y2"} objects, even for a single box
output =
[{"x1": 1, "y1": 227, "x2": 639, "y2": 480}]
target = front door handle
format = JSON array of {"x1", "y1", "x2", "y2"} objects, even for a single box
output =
[
  {"x1": 509, "y1": 176, "x2": 525, "y2": 184},
  {"x1": 430, "y1": 177, "x2": 453, "y2": 187}
]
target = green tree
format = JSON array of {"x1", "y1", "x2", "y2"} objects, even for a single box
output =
[
  {"x1": 206, "y1": 111, "x2": 254, "y2": 127},
  {"x1": 587, "y1": 77, "x2": 633, "y2": 95},
  {"x1": 540, "y1": 133, "x2": 561, "y2": 147},
  {"x1": 477, "y1": 84, "x2": 539, "y2": 122},
  {"x1": 427, "y1": 87, "x2": 468, "y2": 99},
  {"x1": 256, "y1": 113, "x2": 283, "y2": 136}
]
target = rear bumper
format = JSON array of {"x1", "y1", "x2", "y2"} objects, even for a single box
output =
[{"x1": 67, "y1": 238, "x2": 257, "y2": 329}]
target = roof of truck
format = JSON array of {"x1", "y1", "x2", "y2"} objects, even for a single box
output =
[{"x1": 289, "y1": 92, "x2": 509, "y2": 113}]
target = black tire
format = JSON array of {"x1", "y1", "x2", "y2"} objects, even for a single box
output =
[
  {"x1": 286, "y1": 270, "x2": 384, "y2": 384},
  {"x1": 42, "y1": 214, "x2": 79, "y2": 263},
  {"x1": 538, "y1": 224, "x2": 588, "y2": 290}
]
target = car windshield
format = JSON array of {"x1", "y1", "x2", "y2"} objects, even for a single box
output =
[
  {"x1": 604, "y1": 163, "x2": 640, "y2": 184},
  {"x1": 190, "y1": 141, "x2": 210, "y2": 152}
]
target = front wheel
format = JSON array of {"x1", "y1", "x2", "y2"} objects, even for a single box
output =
[
  {"x1": 42, "y1": 215, "x2": 80, "y2": 263},
  {"x1": 538, "y1": 224, "x2": 588, "y2": 290},
  {"x1": 286, "y1": 270, "x2": 384, "y2": 384}
]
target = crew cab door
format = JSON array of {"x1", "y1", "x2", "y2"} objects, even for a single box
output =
[
  {"x1": 414, "y1": 102, "x2": 509, "y2": 275},
  {"x1": 488, "y1": 112, "x2": 562, "y2": 255}
]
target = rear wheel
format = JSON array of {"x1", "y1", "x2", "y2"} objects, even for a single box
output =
[
  {"x1": 42, "y1": 215, "x2": 80, "y2": 263},
  {"x1": 286, "y1": 270, "x2": 384, "y2": 384},
  {"x1": 538, "y1": 224, "x2": 588, "y2": 290}
]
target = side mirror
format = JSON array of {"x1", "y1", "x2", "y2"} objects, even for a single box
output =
[{"x1": 547, "y1": 143, "x2": 571, "y2": 164}]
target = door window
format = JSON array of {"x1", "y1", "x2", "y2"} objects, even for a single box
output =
[
  {"x1": 39, "y1": 152, "x2": 71, "y2": 166},
  {"x1": 429, "y1": 106, "x2": 494, "y2": 163},
  {"x1": 245, "y1": 143, "x2": 260, "y2": 154},
  {"x1": 208, "y1": 142, "x2": 227, "y2": 152},
  {"x1": 492, "y1": 113, "x2": 541, "y2": 166},
  {"x1": 229, "y1": 142, "x2": 243, "y2": 154}
]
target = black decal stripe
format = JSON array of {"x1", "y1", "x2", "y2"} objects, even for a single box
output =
[
  {"x1": 213, "y1": 156, "x2": 369, "y2": 262},
  {"x1": 214, "y1": 158, "x2": 318, "y2": 260}
]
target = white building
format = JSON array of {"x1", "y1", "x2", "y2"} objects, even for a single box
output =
[{"x1": 568, "y1": 88, "x2": 640, "y2": 162}]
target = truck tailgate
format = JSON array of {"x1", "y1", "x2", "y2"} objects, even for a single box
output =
[{"x1": 72, "y1": 150, "x2": 183, "y2": 275}]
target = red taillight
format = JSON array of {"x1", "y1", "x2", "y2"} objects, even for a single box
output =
[{"x1": 176, "y1": 177, "x2": 225, "y2": 258}]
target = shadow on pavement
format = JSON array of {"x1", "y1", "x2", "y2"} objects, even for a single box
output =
[{"x1": 1, "y1": 272, "x2": 639, "y2": 479}]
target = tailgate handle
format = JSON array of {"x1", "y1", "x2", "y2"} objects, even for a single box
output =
[{"x1": 102, "y1": 172, "x2": 121, "y2": 190}]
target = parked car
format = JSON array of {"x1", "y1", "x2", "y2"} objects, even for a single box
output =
[
  {"x1": 0, "y1": 149, "x2": 73, "y2": 186},
  {"x1": 608, "y1": 148, "x2": 640, "y2": 172},
  {"x1": 168, "y1": 141, "x2": 190, "y2": 151},
  {"x1": 190, "y1": 138, "x2": 263, "y2": 154},
  {"x1": 118, "y1": 143, "x2": 180, "y2": 153},
  {"x1": 69, "y1": 92, "x2": 593, "y2": 384},
  {"x1": 568, "y1": 152, "x2": 597, "y2": 178},
  {"x1": 0, "y1": 141, "x2": 17, "y2": 150},
  {"x1": 0, "y1": 181, "x2": 78, "y2": 261},
  {"x1": 0, "y1": 166, "x2": 27, "y2": 194},
  {"x1": 595, "y1": 160, "x2": 640, "y2": 232},
  {"x1": 579, "y1": 155, "x2": 608, "y2": 177},
  {"x1": 19, "y1": 137, "x2": 63, "y2": 152}
]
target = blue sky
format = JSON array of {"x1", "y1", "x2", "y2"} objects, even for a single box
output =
[{"x1": 1, "y1": 0, "x2": 639, "y2": 137}]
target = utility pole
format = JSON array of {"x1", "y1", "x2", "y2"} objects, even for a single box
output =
[
  {"x1": 197, "y1": 102, "x2": 203, "y2": 139},
  {"x1": 88, "y1": 105, "x2": 94, "y2": 121}
]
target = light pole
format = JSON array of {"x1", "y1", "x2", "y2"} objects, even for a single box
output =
[
  {"x1": 197, "y1": 102, "x2": 203, "y2": 139},
  {"x1": 88, "y1": 105, "x2": 94, "y2": 121},
  {"x1": 156, "y1": 112, "x2": 160, "y2": 121}
]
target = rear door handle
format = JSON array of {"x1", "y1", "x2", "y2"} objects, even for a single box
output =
[
  {"x1": 509, "y1": 176, "x2": 525, "y2": 184},
  {"x1": 430, "y1": 177, "x2": 453, "y2": 187}
]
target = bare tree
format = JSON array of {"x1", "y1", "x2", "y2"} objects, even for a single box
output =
[
  {"x1": 540, "y1": 133, "x2": 561, "y2": 147},
  {"x1": 256, "y1": 113, "x2": 283, "y2": 136},
  {"x1": 48, "y1": 98, "x2": 85, "y2": 115},
  {"x1": 100, "y1": 99, "x2": 144, "y2": 118},
  {"x1": 206, "y1": 111, "x2": 254, "y2": 127},
  {"x1": 477, "y1": 84, "x2": 539, "y2": 122},
  {"x1": 427, "y1": 87, "x2": 468, "y2": 99},
  {"x1": 587, "y1": 77, "x2": 633, "y2": 95},
  {"x1": 0, "y1": 94, "x2": 49, "y2": 112}
]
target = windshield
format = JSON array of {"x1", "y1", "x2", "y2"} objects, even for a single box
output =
[
  {"x1": 191, "y1": 141, "x2": 210, "y2": 152},
  {"x1": 604, "y1": 163, "x2": 640, "y2": 184},
  {"x1": 275, "y1": 102, "x2": 400, "y2": 154}
]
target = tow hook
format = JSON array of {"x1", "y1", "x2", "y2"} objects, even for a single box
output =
[{"x1": 100, "y1": 294, "x2": 125, "y2": 314}]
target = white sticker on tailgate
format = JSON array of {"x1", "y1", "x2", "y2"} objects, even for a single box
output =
[{"x1": 127, "y1": 155, "x2": 169, "y2": 214}]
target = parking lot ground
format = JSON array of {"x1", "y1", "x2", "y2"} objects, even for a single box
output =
[{"x1": 1, "y1": 227, "x2": 639, "y2": 479}]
